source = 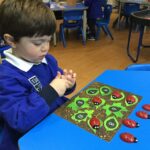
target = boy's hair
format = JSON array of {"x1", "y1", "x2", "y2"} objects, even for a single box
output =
[{"x1": 0, "y1": 0, "x2": 56, "y2": 42}]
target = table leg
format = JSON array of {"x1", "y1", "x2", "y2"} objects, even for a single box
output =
[
  {"x1": 127, "y1": 23, "x2": 145, "y2": 63},
  {"x1": 83, "y1": 10, "x2": 87, "y2": 40},
  {"x1": 117, "y1": 2, "x2": 121, "y2": 29}
]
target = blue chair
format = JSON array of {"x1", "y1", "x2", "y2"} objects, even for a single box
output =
[
  {"x1": 96, "y1": 4, "x2": 113, "y2": 40},
  {"x1": 125, "y1": 64, "x2": 150, "y2": 71},
  {"x1": 123, "y1": 3, "x2": 140, "y2": 17},
  {"x1": 59, "y1": 10, "x2": 85, "y2": 47},
  {"x1": 112, "y1": 3, "x2": 140, "y2": 28},
  {"x1": 123, "y1": 3, "x2": 140, "y2": 26}
]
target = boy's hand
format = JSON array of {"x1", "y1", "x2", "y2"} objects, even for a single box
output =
[
  {"x1": 63, "y1": 69, "x2": 76, "y2": 89},
  {"x1": 50, "y1": 72, "x2": 69, "y2": 97}
]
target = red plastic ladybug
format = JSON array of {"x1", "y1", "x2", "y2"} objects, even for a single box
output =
[
  {"x1": 92, "y1": 97, "x2": 101, "y2": 105},
  {"x1": 120, "y1": 132, "x2": 138, "y2": 143},
  {"x1": 142, "y1": 104, "x2": 150, "y2": 111},
  {"x1": 136, "y1": 111, "x2": 150, "y2": 119},
  {"x1": 126, "y1": 95, "x2": 136, "y2": 104},
  {"x1": 112, "y1": 91, "x2": 122, "y2": 99},
  {"x1": 122, "y1": 118, "x2": 139, "y2": 128},
  {"x1": 90, "y1": 117, "x2": 100, "y2": 129}
]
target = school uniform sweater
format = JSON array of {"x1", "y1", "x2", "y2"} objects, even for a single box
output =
[
  {"x1": 0, "y1": 49, "x2": 75, "y2": 150},
  {"x1": 84, "y1": 0, "x2": 106, "y2": 19}
]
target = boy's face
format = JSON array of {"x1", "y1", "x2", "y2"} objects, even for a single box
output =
[{"x1": 14, "y1": 35, "x2": 51, "y2": 63}]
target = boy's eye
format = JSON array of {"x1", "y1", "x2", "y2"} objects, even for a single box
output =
[
  {"x1": 33, "y1": 42, "x2": 42, "y2": 46},
  {"x1": 32, "y1": 37, "x2": 51, "y2": 46}
]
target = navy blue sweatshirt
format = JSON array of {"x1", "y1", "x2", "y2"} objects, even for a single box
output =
[
  {"x1": 84, "y1": 0, "x2": 107, "y2": 19},
  {"x1": 0, "y1": 52, "x2": 75, "y2": 150}
]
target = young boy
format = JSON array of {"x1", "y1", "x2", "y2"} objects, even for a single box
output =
[
  {"x1": 84, "y1": 0, "x2": 107, "y2": 40},
  {"x1": 0, "y1": 0, "x2": 76, "y2": 150}
]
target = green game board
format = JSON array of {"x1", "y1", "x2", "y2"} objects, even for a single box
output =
[{"x1": 55, "y1": 82, "x2": 142, "y2": 141}]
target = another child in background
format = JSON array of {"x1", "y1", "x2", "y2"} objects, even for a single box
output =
[
  {"x1": 84, "y1": 0, "x2": 107, "y2": 40},
  {"x1": 0, "y1": 0, "x2": 76, "y2": 150}
]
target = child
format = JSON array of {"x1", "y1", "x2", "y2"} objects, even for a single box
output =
[
  {"x1": 0, "y1": 0, "x2": 76, "y2": 150},
  {"x1": 84, "y1": 0, "x2": 107, "y2": 40}
]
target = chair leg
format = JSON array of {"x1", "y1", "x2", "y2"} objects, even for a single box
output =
[
  {"x1": 80, "y1": 27, "x2": 86, "y2": 45},
  {"x1": 112, "y1": 17, "x2": 118, "y2": 28},
  {"x1": 60, "y1": 25, "x2": 66, "y2": 48},
  {"x1": 59, "y1": 26, "x2": 62, "y2": 42},
  {"x1": 101, "y1": 26, "x2": 108, "y2": 36},
  {"x1": 125, "y1": 16, "x2": 129, "y2": 27},
  {"x1": 112, "y1": 14, "x2": 123, "y2": 28},
  {"x1": 96, "y1": 27, "x2": 101, "y2": 40},
  {"x1": 104, "y1": 26, "x2": 114, "y2": 40},
  {"x1": 77, "y1": 28, "x2": 80, "y2": 39}
]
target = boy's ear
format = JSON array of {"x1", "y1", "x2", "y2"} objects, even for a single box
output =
[{"x1": 3, "y1": 34, "x2": 16, "y2": 48}]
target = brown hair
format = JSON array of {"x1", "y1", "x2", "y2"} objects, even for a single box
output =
[{"x1": 0, "y1": 0, "x2": 56, "y2": 42}]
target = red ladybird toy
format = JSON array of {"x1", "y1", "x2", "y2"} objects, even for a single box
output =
[
  {"x1": 136, "y1": 111, "x2": 150, "y2": 119},
  {"x1": 142, "y1": 104, "x2": 150, "y2": 111},
  {"x1": 122, "y1": 118, "x2": 139, "y2": 128},
  {"x1": 120, "y1": 132, "x2": 138, "y2": 143},
  {"x1": 112, "y1": 91, "x2": 122, "y2": 99},
  {"x1": 126, "y1": 95, "x2": 136, "y2": 104},
  {"x1": 90, "y1": 117, "x2": 100, "y2": 129},
  {"x1": 92, "y1": 97, "x2": 102, "y2": 105}
]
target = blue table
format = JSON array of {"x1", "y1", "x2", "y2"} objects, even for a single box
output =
[{"x1": 18, "y1": 70, "x2": 150, "y2": 150}]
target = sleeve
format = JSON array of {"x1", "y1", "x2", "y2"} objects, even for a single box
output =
[
  {"x1": 0, "y1": 75, "x2": 57, "y2": 133},
  {"x1": 39, "y1": 85, "x2": 59, "y2": 104},
  {"x1": 64, "y1": 82, "x2": 76, "y2": 95}
]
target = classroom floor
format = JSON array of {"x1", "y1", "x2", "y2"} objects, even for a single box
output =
[{"x1": 49, "y1": 12, "x2": 150, "y2": 97}]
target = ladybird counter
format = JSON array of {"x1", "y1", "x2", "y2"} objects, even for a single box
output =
[{"x1": 18, "y1": 70, "x2": 150, "y2": 150}]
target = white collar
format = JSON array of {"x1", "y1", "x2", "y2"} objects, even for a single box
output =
[{"x1": 4, "y1": 48, "x2": 47, "y2": 72}]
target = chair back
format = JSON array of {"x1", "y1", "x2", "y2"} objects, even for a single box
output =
[
  {"x1": 123, "y1": 3, "x2": 140, "y2": 17},
  {"x1": 95, "y1": 4, "x2": 113, "y2": 40},
  {"x1": 60, "y1": 9, "x2": 85, "y2": 47},
  {"x1": 103, "y1": 4, "x2": 112, "y2": 23},
  {"x1": 63, "y1": 10, "x2": 83, "y2": 20},
  {"x1": 63, "y1": 10, "x2": 83, "y2": 27}
]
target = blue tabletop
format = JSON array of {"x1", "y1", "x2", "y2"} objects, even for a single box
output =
[
  {"x1": 19, "y1": 70, "x2": 150, "y2": 150},
  {"x1": 50, "y1": 2, "x2": 87, "y2": 11}
]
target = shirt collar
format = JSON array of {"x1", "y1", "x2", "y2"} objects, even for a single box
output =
[{"x1": 4, "y1": 48, "x2": 47, "y2": 72}]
